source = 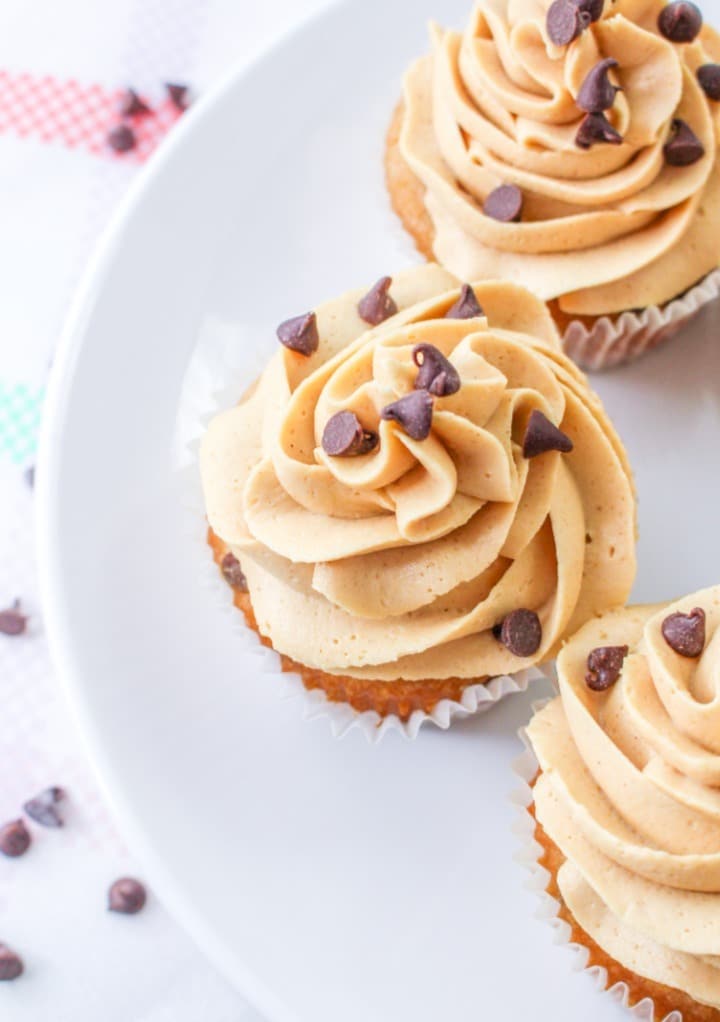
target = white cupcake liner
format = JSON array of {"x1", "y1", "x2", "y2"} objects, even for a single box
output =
[
  {"x1": 511, "y1": 712, "x2": 683, "y2": 1022},
  {"x1": 173, "y1": 314, "x2": 543, "y2": 743},
  {"x1": 562, "y1": 268, "x2": 720, "y2": 372}
]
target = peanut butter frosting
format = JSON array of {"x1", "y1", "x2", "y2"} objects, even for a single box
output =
[
  {"x1": 398, "y1": 0, "x2": 720, "y2": 316},
  {"x1": 528, "y1": 587, "x2": 720, "y2": 1009},
  {"x1": 200, "y1": 264, "x2": 635, "y2": 683}
]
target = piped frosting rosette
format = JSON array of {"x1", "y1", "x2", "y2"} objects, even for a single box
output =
[
  {"x1": 200, "y1": 264, "x2": 635, "y2": 701},
  {"x1": 399, "y1": 0, "x2": 720, "y2": 318},
  {"x1": 527, "y1": 587, "x2": 720, "y2": 1009}
]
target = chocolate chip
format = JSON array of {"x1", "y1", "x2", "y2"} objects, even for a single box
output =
[
  {"x1": 698, "y1": 63, "x2": 720, "y2": 100},
  {"x1": 108, "y1": 877, "x2": 147, "y2": 915},
  {"x1": 220, "y1": 552, "x2": 248, "y2": 592},
  {"x1": 166, "y1": 82, "x2": 191, "y2": 110},
  {"x1": 0, "y1": 600, "x2": 26, "y2": 636},
  {"x1": 483, "y1": 184, "x2": 523, "y2": 223},
  {"x1": 577, "y1": 59, "x2": 621, "y2": 113},
  {"x1": 522, "y1": 410, "x2": 573, "y2": 458},
  {"x1": 358, "y1": 277, "x2": 398, "y2": 326},
  {"x1": 276, "y1": 312, "x2": 319, "y2": 356},
  {"x1": 321, "y1": 411, "x2": 378, "y2": 457},
  {"x1": 412, "y1": 344, "x2": 461, "y2": 397},
  {"x1": 658, "y1": 1, "x2": 702, "y2": 41},
  {"x1": 445, "y1": 284, "x2": 484, "y2": 320},
  {"x1": 571, "y1": 0, "x2": 604, "y2": 23},
  {"x1": 0, "y1": 820, "x2": 31, "y2": 858},
  {"x1": 380, "y1": 391, "x2": 433, "y2": 441},
  {"x1": 497, "y1": 609, "x2": 542, "y2": 657},
  {"x1": 0, "y1": 945, "x2": 23, "y2": 982},
  {"x1": 23, "y1": 787, "x2": 65, "y2": 828},
  {"x1": 586, "y1": 645, "x2": 629, "y2": 691},
  {"x1": 120, "y1": 89, "x2": 151, "y2": 117},
  {"x1": 107, "y1": 124, "x2": 136, "y2": 153},
  {"x1": 664, "y1": 118, "x2": 705, "y2": 166},
  {"x1": 24, "y1": 466, "x2": 35, "y2": 489},
  {"x1": 662, "y1": 607, "x2": 706, "y2": 657},
  {"x1": 547, "y1": 0, "x2": 588, "y2": 46},
  {"x1": 576, "y1": 112, "x2": 623, "y2": 148}
]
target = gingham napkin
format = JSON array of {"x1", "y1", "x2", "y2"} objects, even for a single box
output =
[{"x1": 0, "y1": 0, "x2": 326, "y2": 1017}]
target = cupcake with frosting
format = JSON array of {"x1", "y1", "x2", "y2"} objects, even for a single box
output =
[
  {"x1": 387, "y1": 0, "x2": 720, "y2": 369},
  {"x1": 200, "y1": 264, "x2": 636, "y2": 731},
  {"x1": 523, "y1": 586, "x2": 720, "y2": 1019}
]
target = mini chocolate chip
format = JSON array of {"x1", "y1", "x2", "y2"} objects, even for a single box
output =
[
  {"x1": 357, "y1": 277, "x2": 398, "y2": 326},
  {"x1": 0, "y1": 820, "x2": 31, "y2": 858},
  {"x1": 698, "y1": 63, "x2": 720, "y2": 100},
  {"x1": 445, "y1": 284, "x2": 484, "y2": 320},
  {"x1": 522, "y1": 410, "x2": 573, "y2": 458},
  {"x1": 547, "y1": 0, "x2": 588, "y2": 46},
  {"x1": 483, "y1": 184, "x2": 523, "y2": 223},
  {"x1": 586, "y1": 645, "x2": 629, "y2": 691},
  {"x1": 23, "y1": 787, "x2": 65, "y2": 828},
  {"x1": 571, "y1": 0, "x2": 604, "y2": 23},
  {"x1": 661, "y1": 607, "x2": 706, "y2": 657},
  {"x1": 107, "y1": 124, "x2": 136, "y2": 153},
  {"x1": 0, "y1": 945, "x2": 23, "y2": 982},
  {"x1": 576, "y1": 111, "x2": 623, "y2": 149},
  {"x1": 658, "y1": 0, "x2": 702, "y2": 41},
  {"x1": 664, "y1": 118, "x2": 705, "y2": 166},
  {"x1": 0, "y1": 600, "x2": 26, "y2": 636},
  {"x1": 276, "y1": 312, "x2": 319, "y2": 356},
  {"x1": 498, "y1": 609, "x2": 542, "y2": 658},
  {"x1": 381, "y1": 391, "x2": 433, "y2": 441},
  {"x1": 577, "y1": 59, "x2": 621, "y2": 113},
  {"x1": 120, "y1": 89, "x2": 151, "y2": 117},
  {"x1": 108, "y1": 877, "x2": 147, "y2": 915},
  {"x1": 166, "y1": 82, "x2": 191, "y2": 110},
  {"x1": 321, "y1": 411, "x2": 379, "y2": 456},
  {"x1": 220, "y1": 552, "x2": 248, "y2": 592},
  {"x1": 412, "y1": 344, "x2": 461, "y2": 397}
]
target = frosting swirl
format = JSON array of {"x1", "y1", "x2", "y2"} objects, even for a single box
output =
[
  {"x1": 399, "y1": 0, "x2": 720, "y2": 315},
  {"x1": 529, "y1": 587, "x2": 720, "y2": 1007},
  {"x1": 201, "y1": 265, "x2": 635, "y2": 681}
]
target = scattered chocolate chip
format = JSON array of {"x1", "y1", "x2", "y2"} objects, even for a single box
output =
[
  {"x1": 412, "y1": 344, "x2": 461, "y2": 397},
  {"x1": 107, "y1": 124, "x2": 136, "y2": 153},
  {"x1": 321, "y1": 410, "x2": 379, "y2": 457},
  {"x1": 380, "y1": 390, "x2": 433, "y2": 441},
  {"x1": 586, "y1": 645, "x2": 629, "y2": 691},
  {"x1": 0, "y1": 600, "x2": 27, "y2": 636},
  {"x1": 522, "y1": 410, "x2": 573, "y2": 458},
  {"x1": 483, "y1": 184, "x2": 523, "y2": 223},
  {"x1": 698, "y1": 63, "x2": 720, "y2": 100},
  {"x1": 664, "y1": 118, "x2": 705, "y2": 166},
  {"x1": 276, "y1": 312, "x2": 319, "y2": 356},
  {"x1": 166, "y1": 82, "x2": 191, "y2": 110},
  {"x1": 576, "y1": 111, "x2": 623, "y2": 148},
  {"x1": 0, "y1": 945, "x2": 23, "y2": 982},
  {"x1": 24, "y1": 465, "x2": 35, "y2": 489},
  {"x1": 357, "y1": 277, "x2": 398, "y2": 326},
  {"x1": 547, "y1": 0, "x2": 588, "y2": 46},
  {"x1": 220, "y1": 552, "x2": 248, "y2": 592},
  {"x1": 577, "y1": 59, "x2": 621, "y2": 113},
  {"x1": 498, "y1": 609, "x2": 542, "y2": 658},
  {"x1": 108, "y1": 877, "x2": 147, "y2": 915},
  {"x1": 445, "y1": 284, "x2": 484, "y2": 320},
  {"x1": 571, "y1": 0, "x2": 604, "y2": 23},
  {"x1": 120, "y1": 89, "x2": 151, "y2": 117},
  {"x1": 23, "y1": 787, "x2": 65, "y2": 828},
  {"x1": 0, "y1": 820, "x2": 31, "y2": 858},
  {"x1": 658, "y1": 0, "x2": 702, "y2": 41},
  {"x1": 662, "y1": 607, "x2": 706, "y2": 657}
]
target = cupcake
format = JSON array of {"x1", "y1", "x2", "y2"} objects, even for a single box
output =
[
  {"x1": 200, "y1": 264, "x2": 636, "y2": 729},
  {"x1": 523, "y1": 587, "x2": 720, "y2": 1019},
  {"x1": 386, "y1": 0, "x2": 720, "y2": 369}
]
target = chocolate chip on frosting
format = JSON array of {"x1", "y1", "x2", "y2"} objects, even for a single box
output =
[
  {"x1": 120, "y1": 89, "x2": 151, "y2": 117},
  {"x1": 576, "y1": 112, "x2": 623, "y2": 149},
  {"x1": 658, "y1": 0, "x2": 703, "y2": 42},
  {"x1": 498, "y1": 609, "x2": 542, "y2": 657},
  {"x1": 0, "y1": 600, "x2": 26, "y2": 636},
  {"x1": 23, "y1": 787, "x2": 65, "y2": 828},
  {"x1": 220, "y1": 552, "x2": 248, "y2": 592},
  {"x1": 483, "y1": 184, "x2": 523, "y2": 223},
  {"x1": 522, "y1": 410, "x2": 573, "y2": 459},
  {"x1": 277, "y1": 312, "x2": 319, "y2": 356},
  {"x1": 445, "y1": 284, "x2": 484, "y2": 320},
  {"x1": 547, "y1": 0, "x2": 589, "y2": 45},
  {"x1": 0, "y1": 820, "x2": 31, "y2": 858},
  {"x1": 322, "y1": 411, "x2": 379, "y2": 457},
  {"x1": 577, "y1": 59, "x2": 621, "y2": 113},
  {"x1": 586, "y1": 645, "x2": 629, "y2": 691},
  {"x1": 661, "y1": 607, "x2": 706, "y2": 657},
  {"x1": 358, "y1": 277, "x2": 398, "y2": 326},
  {"x1": 698, "y1": 63, "x2": 720, "y2": 100},
  {"x1": 107, "y1": 124, "x2": 136, "y2": 153},
  {"x1": 108, "y1": 877, "x2": 147, "y2": 915},
  {"x1": 571, "y1": 0, "x2": 604, "y2": 23},
  {"x1": 412, "y1": 344, "x2": 461, "y2": 397},
  {"x1": 0, "y1": 945, "x2": 23, "y2": 982},
  {"x1": 380, "y1": 391, "x2": 433, "y2": 441},
  {"x1": 664, "y1": 118, "x2": 705, "y2": 166}
]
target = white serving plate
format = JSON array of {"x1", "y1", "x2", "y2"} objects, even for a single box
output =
[{"x1": 38, "y1": 0, "x2": 720, "y2": 1020}]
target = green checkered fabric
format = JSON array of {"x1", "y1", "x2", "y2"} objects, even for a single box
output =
[{"x1": 0, "y1": 382, "x2": 44, "y2": 465}]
